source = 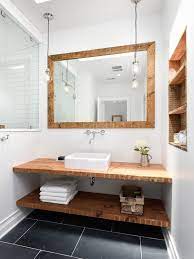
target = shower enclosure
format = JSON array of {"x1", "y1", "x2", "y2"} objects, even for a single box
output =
[{"x1": 0, "y1": 9, "x2": 39, "y2": 130}]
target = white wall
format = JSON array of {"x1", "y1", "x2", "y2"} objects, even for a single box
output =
[
  {"x1": 162, "y1": 1, "x2": 194, "y2": 258},
  {"x1": 0, "y1": 0, "x2": 42, "y2": 231}
]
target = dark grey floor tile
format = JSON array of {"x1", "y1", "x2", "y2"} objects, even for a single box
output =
[
  {"x1": 27, "y1": 210, "x2": 64, "y2": 223},
  {"x1": 73, "y1": 228, "x2": 141, "y2": 259},
  {"x1": 16, "y1": 220, "x2": 83, "y2": 256},
  {"x1": 37, "y1": 251, "x2": 72, "y2": 259},
  {"x1": 0, "y1": 242, "x2": 39, "y2": 259},
  {"x1": 112, "y1": 222, "x2": 164, "y2": 239},
  {"x1": 1, "y1": 219, "x2": 36, "y2": 243},
  {"x1": 62, "y1": 213, "x2": 112, "y2": 231},
  {"x1": 141, "y1": 238, "x2": 169, "y2": 259}
]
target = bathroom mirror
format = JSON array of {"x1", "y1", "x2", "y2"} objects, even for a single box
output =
[
  {"x1": 48, "y1": 42, "x2": 155, "y2": 128},
  {"x1": 0, "y1": 10, "x2": 39, "y2": 130}
]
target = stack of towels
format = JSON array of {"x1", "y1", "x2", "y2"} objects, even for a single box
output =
[{"x1": 40, "y1": 178, "x2": 78, "y2": 205}]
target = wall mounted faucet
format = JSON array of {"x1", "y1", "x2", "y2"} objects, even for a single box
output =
[
  {"x1": 0, "y1": 134, "x2": 9, "y2": 142},
  {"x1": 84, "y1": 129, "x2": 106, "y2": 144}
]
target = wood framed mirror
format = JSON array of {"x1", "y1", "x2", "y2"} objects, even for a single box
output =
[{"x1": 48, "y1": 42, "x2": 155, "y2": 128}]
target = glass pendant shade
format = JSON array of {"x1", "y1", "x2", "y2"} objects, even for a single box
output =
[
  {"x1": 132, "y1": 60, "x2": 140, "y2": 75},
  {"x1": 132, "y1": 77, "x2": 138, "y2": 89},
  {"x1": 64, "y1": 85, "x2": 69, "y2": 93}
]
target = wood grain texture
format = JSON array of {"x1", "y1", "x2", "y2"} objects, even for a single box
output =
[
  {"x1": 16, "y1": 189, "x2": 170, "y2": 228},
  {"x1": 13, "y1": 158, "x2": 172, "y2": 184},
  {"x1": 170, "y1": 31, "x2": 186, "y2": 61},
  {"x1": 169, "y1": 104, "x2": 186, "y2": 115},
  {"x1": 169, "y1": 142, "x2": 187, "y2": 151},
  {"x1": 169, "y1": 63, "x2": 185, "y2": 86},
  {"x1": 48, "y1": 42, "x2": 155, "y2": 129}
]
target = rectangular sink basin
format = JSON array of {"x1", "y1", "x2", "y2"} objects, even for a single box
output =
[{"x1": 65, "y1": 152, "x2": 111, "y2": 171}]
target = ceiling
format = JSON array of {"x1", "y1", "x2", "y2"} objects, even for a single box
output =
[
  {"x1": 10, "y1": 0, "x2": 163, "y2": 32},
  {"x1": 59, "y1": 51, "x2": 147, "y2": 86}
]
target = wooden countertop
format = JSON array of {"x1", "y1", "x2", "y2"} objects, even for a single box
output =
[{"x1": 13, "y1": 158, "x2": 172, "y2": 184}]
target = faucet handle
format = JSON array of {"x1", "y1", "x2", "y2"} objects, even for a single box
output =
[{"x1": 84, "y1": 130, "x2": 91, "y2": 135}]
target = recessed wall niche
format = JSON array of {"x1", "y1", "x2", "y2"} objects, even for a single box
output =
[{"x1": 169, "y1": 30, "x2": 187, "y2": 151}]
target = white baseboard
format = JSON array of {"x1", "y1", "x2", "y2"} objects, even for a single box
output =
[
  {"x1": 0, "y1": 209, "x2": 32, "y2": 239},
  {"x1": 163, "y1": 228, "x2": 180, "y2": 259}
]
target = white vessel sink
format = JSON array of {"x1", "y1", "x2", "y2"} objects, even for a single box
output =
[{"x1": 65, "y1": 152, "x2": 111, "y2": 171}]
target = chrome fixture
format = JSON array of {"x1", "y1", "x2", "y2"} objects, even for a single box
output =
[
  {"x1": 84, "y1": 130, "x2": 106, "y2": 144},
  {"x1": 0, "y1": 10, "x2": 6, "y2": 18},
  {"x1": 0, "y1": 135, "x2": 9, "y2": 142},
  {"x1": 43, "y1": 12, "x2": 54, "y2": 82},
  {"x1": 131, "y1": 0, "x2": 142, "y2": 88}
]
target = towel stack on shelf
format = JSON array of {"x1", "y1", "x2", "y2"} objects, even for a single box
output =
[{"x1": 40, "y1": 178, "x2": 78, "y2": 205}]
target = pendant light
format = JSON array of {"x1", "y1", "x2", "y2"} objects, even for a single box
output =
[
  {"x1": 43, "y1": 12, "x2": 54, "y2": 82},
  {"x1": 131, "y1": 0, "x2": 141, "y2": 88},
  {"x1": 132, "y1": 75, "x2": 139, "y2": 89}
]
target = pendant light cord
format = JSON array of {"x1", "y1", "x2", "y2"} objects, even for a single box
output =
[
  {"x1": 134, "y1": 1, "x2": 138, "y2": 63},
  {"x1": 47, "y1": 17, "x2": 50, "y2": 66}
]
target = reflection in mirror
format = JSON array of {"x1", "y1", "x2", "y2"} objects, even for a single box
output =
[
  {"x1": 0, "y1": 9, "x2": 39, "y2": 130},
  {"x1": 54, "y1": 51, "x2": 147, "y2": 123}
]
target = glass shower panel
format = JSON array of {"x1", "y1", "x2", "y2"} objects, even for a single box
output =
[{"x1": 0, "y1": 9, "x2": 39, "y2": 129}]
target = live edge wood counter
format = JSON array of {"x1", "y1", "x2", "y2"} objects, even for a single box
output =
[{"x1": 13, "y1": 158, "x2": 172, "y2": 184}]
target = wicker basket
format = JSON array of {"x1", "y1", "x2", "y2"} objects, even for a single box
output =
[{"x1": 120, "y1": 185, "x2": 144, "y2": 215}]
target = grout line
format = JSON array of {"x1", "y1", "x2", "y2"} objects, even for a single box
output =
[
  {"x1": 140, "y1": 237, "x2": 143, "y2": 259},
  {"x1": 0, "y1": 240, "x2": 40, "y2": 251},
  {"x1": 14, "y1": 220, "x2": 38, "y2": 244},
  {"x1": 71, "y1": 227, "x2": 85, "y2": 257},
  {"x1": 41, "y1": 249, "x2": 83, "y2": 259},
  {"x1": 27, "y1": 217, "x2": 81, "y2": 229},
  {"x1": 0, "y1": 240, "x2": 83, "y2": 259},
  {"x1": 27, "y1": 217, "x2": 164, "y2": 241},
  {"x1": 33, "y1": 250, "x2": 41, "y2": 259}
]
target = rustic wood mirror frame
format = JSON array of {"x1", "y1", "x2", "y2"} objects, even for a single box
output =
[{"x1": 48, "y1": 42, "x2": 155, "y2": 128}]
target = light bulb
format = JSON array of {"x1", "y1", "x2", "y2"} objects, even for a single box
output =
[
  {"x1": 45, "y1": 68, "x2": 50, "y2": 82},
  {"x1": 132, "y1": 61, "x2": 140, "y2": 75},
  {"x1": 132, "y1": 77, "x2": 138, "y2": 89},
  {"x1": 64, "y1": 85, "x2": 69, "y2": 93}
]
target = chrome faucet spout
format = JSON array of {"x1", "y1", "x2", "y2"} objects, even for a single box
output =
[
  {"x1": 89, "y1": 131, "x2": 96, "y2": 144},
  {"x1": 84, "y1": 129, "x2": 106, "y2": 144}
]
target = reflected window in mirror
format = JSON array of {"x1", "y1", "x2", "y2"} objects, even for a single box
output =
[{"x1": 0, "y1": 9, "x2": 39, "y2": 130}]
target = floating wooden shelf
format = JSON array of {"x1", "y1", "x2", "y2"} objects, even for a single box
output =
[
  {"x1": 168, "y1": 30, "x2": 187, "y2": 151},
  {"x1": 169, "y1": 104, "x2": 186, "y2": 115},
  {"x1": 16, "y1": 189, "x2": 170, "y2": 228},
  {"x1": 169, "y1": 63, "x2": 185, "y2": 86},
  {"x1": 13, "y1": 158, "x2": 172, "y2": 184},
  {"x1": 169, "y1": 142, "x2": 187, "y2": 151}
]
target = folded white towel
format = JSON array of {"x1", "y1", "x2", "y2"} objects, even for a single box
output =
[
  {"x1": 40, "y1": 180, "x2": 77, "y2": 193},
  {"x1": 40, "y1": 195, "x2": 72, "y2": 202},
  {"x1": 40, "y1": 190, "x2": 78, "y2": 205},
  {"x1": 40, "y1": 191, "x2": 75, "y2": 199}
]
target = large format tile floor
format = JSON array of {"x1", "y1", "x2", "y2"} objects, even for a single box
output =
[{"x1": 0, "y1": 210, "x2": 169, "y2": 259}]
